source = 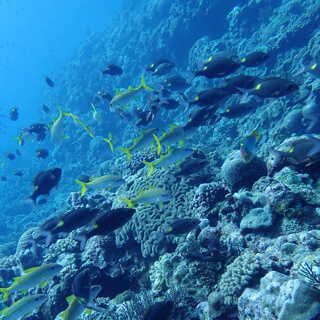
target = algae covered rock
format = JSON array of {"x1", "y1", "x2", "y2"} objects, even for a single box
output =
[
  {"x1": 221, "y1": 150, "x2": 267, "y2": 190},
  {"x1": 240, "y1": 206, "x2": 273, "y2": 232}
]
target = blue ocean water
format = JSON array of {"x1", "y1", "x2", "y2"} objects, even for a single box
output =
[{"x1": 0, "y1": 0, "x2": 320, "y2": 319}]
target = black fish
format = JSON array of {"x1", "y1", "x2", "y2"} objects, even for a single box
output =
[
  {"x1": 222, "y1": 75, "x2": 258, "y2": 94},
  {"x1": 161, "y1": 75, "x2": 190, "y2": 91},
  {"x1": 15, "y1": 148, "x2": 21, "y2": 156},
  {"x1": 92, "y1": 89, "x2": 113, "y2": 105},
  {"x1": 25, "y1": 168, "x2": 62, "y2": 206},
  {"x1": 136, "y1": 110, "x2": 157, "y2": 127},
  {"x1": 183, "y1": 105, "x2": 220, "y2": 130},
  {"x1": 194, "y1": 58, "x2": 240, "y2": 79},
  {"x1": 143, "y1": 300, "x2": 174, "y2": 320},
  {"x1": 205, "y1": 51, "x2": 239, "y2": 63},
  {"x1": 13, "y1": 169, "x2": 23, "y2": 177},
  {"x1": 241, "y1": 78, "x2": 299, "y2": 101},
  {"x1": 28, "y1": 123, "x2": 49, "y2": 134},
  {"x1": 152, "y1": 61, "x2": 175, "y2": 76},
  {"x1": 41, "y1": 103, "x2": 51, "y2": 114},
  {"x1": 241, "y1": 51, "x2": 271, "y2": 67},
  {"x1": 76, "y1": 208, "x2": 135, "y2": 250},
  {"x1": 101, "y1": 64, "x2": 123, "y2": 77},
  {"x1": 219, "y1": 103, "x2": 254, "y2": 118},
  {"x1": 189, "y1": 89, "x2": 230, "y2": 107},
  {"x1": 36, "y1": 148, "x2": 49, "y2": 159},
  {"x1": 1, "y1": 176, "x2": 7, "y2": 182},
  {"x1": 72, "y1": 268, "x2": 106, "y2": 313},
  {"x1": 52, "y1": 207, "x2": 100, "y2": 236},
  {"x1": 10, "y1": 107, "x2": 19, "y2": 121},
  {"x1": 160, "y1": 98, "x2": 180, "y2": 110},
  {"x1": 5, "y1": 152, "x2": 15, "y2": 160},
  {"x1": 77, "y1": 174, "x2": 91, "y2": 183},
  {"x1": 174, "y1": 158, "x2": 208, "y2": 176},
  {"x1": 72, "y1": 269, "x2": 92, "y2": 304},
  {"x1": 34, "y1": 207, "x2": 100, "y2": 246},
  {"x1": 43, "y1": 75, "x2": 54, "y2": 87},
  {"x1": 146, "y1": 58, "x2": 172, "y2": 72},
  {"x1": 157, "y1": 218, "x2": 200, "y2": 242}
]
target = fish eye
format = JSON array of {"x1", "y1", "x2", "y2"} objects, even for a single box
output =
[{"x1": 35, "y1": 297, "x2": 39, "y2": 301}]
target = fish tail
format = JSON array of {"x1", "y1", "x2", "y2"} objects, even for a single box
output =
[
  {"x1": 179, "y1": 93, "x2": 189, "y2": 111},
  {"x1": 72, "y1": 234, "x2": 88, "y2": 251},
  {"x1": 140, "y1": 74, "x2": 153, "y2": 91},
  {"x1": 118, "y1": 148, "x2": 132, "y2": 162},
  {"x1": 74, "y1": 179, "x2": 87, "y2": 197},
  {"x1": 68, "y1": 113, "x2": 95, "y2": 138},
  {"x1": 153, "y1": 133, "x2": 161, "y2": 155},
  {"x1": 81, "y1": 121, "x2": 96, "y2": 138},
  {"x1": 186, "y1": 70, "x2": 195, "y2": 83},
  {"x1": 22, "y1": 195, "x2": 37, "y2": 208},
  {"x1": 12, "y1": 136, "x2": 23, "y2": 146},
  {"x1": 0, "y1": 288, "x2": 9, "y2": 302},
  {"x1": 120, "y1": 197, "x2": 134, "y2": 208},
  {"x1": 236, "y1": 87, "x2": 249, "y2": 103},
  {"x1": 103, "y1": 138, "x2": 114, "y2": 152},
  {"x1": 61, "y1": 311, "x2": 66, "y2": 320},
  {"x1": 155, "y1": 232, "x2": 165, "y2": 242},
  {"x1": 293, "y1": 59, "x2": 306, "y2": 76},
  {"x1": 97, "y1": 70, "x2": 104, "y2": 81},
  {"x1": 142, "y1": 161, "x2": 155, "y2": 177}
]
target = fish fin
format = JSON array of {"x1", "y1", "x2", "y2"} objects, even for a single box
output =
[
  {"x1": 66, "y1": 295, "x2": 76, "y2": 305},
  {"x1": 142, "y1": 161, "x2": 154, "y2": 177},
  {"x1": 140, "y1": 74, "x2": 154, "y2": 91},
  {"x1": 118, "y1": 147, "x2": 132, "y2": 162},
  {"x1": 120, "y1": 197, "x2": 134, "y2": 208},
  {"x1": 306, "y1": 135, "x2": 320, "y2": 156},
  {"x1": 169, "y1": 123, "x2": 179, "y2": 130},
  {"x1": 237, "y1": 87, "x2": 249, "y2": 103},
  {"x1": 60, "y1": 311, "x2": 66, "y2": 320},
  {"x1": 186, "y1": 70, "x2": 196, "y2": 83},
  {"x1": 23, "y1": 312, "x2": 32, "y2": 317},
  {"x1": 86, "y1": 308, "x2": 92, "y2": 315},
  {"x1": 179, "y1": 140, "x2": 185, "y2": 147},
  {"x1": 21, "y1": 289, "x2": 28, "y2": 295},
  {"x1": 153, "y1": 133, "x2": 161, "y2": 155},
  {"x1": 74, "y1": 179, "x2": 87, "y2": 197},
  {"x1": 103, "y1": 138, "x2": 114, "y2": 152},
  {"x1": 155, "y1": 232, "x2": 165, "y2": 242},
  {"x1": 91, "y1": 102, "x2": 97, "y2": 112},
  {"x1": 0, "y1": 288, "x2": 9, "y2": 302},
  {"x1": 38, "y1": 280, "x2": 47, "y2": 288},
  {"x1": 145, "y1": 203, "x2": 150, "y2": 207},
  {"x1": 158, "y1": 202, "x2": 163, "y2": 209}
]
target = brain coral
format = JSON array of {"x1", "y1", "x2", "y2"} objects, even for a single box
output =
[
  {"x1": 221, "y1": 150, "x2": 267, "y2": 190},
  {"x1": 113, "y1": 167, "x2": 197, "y2": 258}
]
